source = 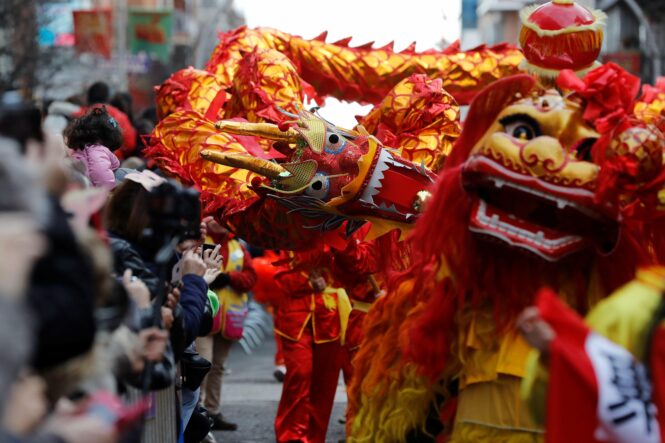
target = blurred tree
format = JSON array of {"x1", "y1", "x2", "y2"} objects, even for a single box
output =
[{"x1": 0, "y1": 0, "x2": 65, "y2": 97}]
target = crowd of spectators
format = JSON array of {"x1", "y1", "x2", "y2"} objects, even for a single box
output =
[{"x1": 0, "y1": 82, "x2": 253, "y2": 443}]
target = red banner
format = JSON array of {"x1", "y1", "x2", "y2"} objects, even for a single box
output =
[{"x1": 73, "y1": 9, "x2": 113, "y2": 59}]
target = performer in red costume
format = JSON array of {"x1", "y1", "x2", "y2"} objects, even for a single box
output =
[
  {"x1": 331, "y1": 227, "x2": 381, "y2": 388},
  {"x1": 273, "y1": 248, "x2": 350, "y2": 443}
]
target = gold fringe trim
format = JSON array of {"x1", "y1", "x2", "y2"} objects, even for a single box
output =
[{"x1": 349, "y1": 364, "x2": 443, "y2": 442}]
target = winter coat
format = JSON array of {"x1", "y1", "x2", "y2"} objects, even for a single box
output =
[
  {"x1": 69, "y1": 144, "x2": 120, "y2": 189},
  {"x1": 28, "y1": 197, "x2": 96, "y2": 371}
]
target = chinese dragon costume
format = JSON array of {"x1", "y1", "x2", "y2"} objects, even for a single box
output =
[{"x1": 145, "y1": 0, "x2": 665, "y2": 441}]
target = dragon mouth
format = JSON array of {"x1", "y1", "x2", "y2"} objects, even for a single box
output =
[
  {"x1": 352, "y1": 148, "x2": 436, "y2": 222},
  {"x1": 463, "y1": 156, "x2": 618, "y2": 262}
]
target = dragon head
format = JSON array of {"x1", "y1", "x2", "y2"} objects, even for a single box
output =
[{"x1": 201, "y1": 107, "x2": 436, "y2": 237}]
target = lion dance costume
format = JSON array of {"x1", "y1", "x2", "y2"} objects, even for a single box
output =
[{"x1": 146, "y1": 0, "x2": 665, "y2": 441}]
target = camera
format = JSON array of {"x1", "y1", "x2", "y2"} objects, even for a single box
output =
[{"x1": 143, "y1": 179, "x2": 201, "y2": 247}]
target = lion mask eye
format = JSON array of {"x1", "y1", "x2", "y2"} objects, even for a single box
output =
[{"x1": 499, "y1": 114, "x2": 542, "y2": 141}]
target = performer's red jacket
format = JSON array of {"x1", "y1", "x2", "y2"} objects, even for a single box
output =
[
  {"x1": 273, "y1": 257, "x2": 341, "y2": 344},
  {"x1": 331, "y1": 234, "x2": 380, "y2": 349}
]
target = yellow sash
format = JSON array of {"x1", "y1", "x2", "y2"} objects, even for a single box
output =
[{"x1": 323, "y1": 287, "x2": 352, "y2": 345}]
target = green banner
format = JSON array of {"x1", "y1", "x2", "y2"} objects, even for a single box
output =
[{"x1": 128, "y1": 8, "x2": 172, "y2": 63}]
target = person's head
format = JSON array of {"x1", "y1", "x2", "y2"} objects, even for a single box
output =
[
  {"x1": 0, "y1": 91, "x2": 43, "y2": 153},
  {"x1": 86, "y1": 82, "x2": 110, "y2": 105},
  {"x1": 63, "y1": 106, "x2": 123, "y2": 151},
  {"x1": 105, "y1": 179, "x2": 151, "y2": 243},
  {"x1": 109, "y1": 92, "x2": 133, "y2": 120}
]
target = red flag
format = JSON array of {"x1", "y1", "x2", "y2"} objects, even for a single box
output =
[{"x1": 536, "y1": 288, "x2": 661, "y2": 443}]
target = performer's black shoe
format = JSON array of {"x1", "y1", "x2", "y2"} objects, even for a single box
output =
[
  {"x1": 210, "y1": 413, "x2": 238, "y2": 431},
  {"x1": 273, "y1": 365, "x2": 286, "y2": 382}
]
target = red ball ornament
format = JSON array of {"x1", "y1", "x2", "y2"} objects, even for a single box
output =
[{"x1": 519, "y1": 0, "x2": 605, "y2": 77}]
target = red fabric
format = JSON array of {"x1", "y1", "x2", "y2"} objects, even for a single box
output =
[
  {"x1": 557, "y1": 63, "x2": 640, "y2": 133},
  {"x1": 253, "y1": 252, "x2": 288, "y2": 306},
  {"x1": 76, "y1": 104, "x2": 137, "y2": 155},
  {"x1": 341, "y1": 311, "x2": 366, "y2": 386},
  {"x1": 535, "y1": 288, "x2": 599, "y2": 443},
  {"x1": 650, "y1": 325, "x2": 665, "y2": 441},
  {"x1": 331, "y1": 230, "x2": 379, "y2": 303},
  {"x1": 275, "y1": 323, "x2": 342, "y2": 443},
  {"x1": 275, "y1": 332, "x2": 285, "y2": 366},
  {"x1": 273, "y1": 269, "x2": 341, "y2": 343}
]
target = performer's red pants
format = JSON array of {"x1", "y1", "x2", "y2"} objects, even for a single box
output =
[
  {"x1": 275, "y1": 322, "x2": 342, "y2": 443},
  {"x1": 275, "y1": 333, "x2": 285, "y2": 366}
]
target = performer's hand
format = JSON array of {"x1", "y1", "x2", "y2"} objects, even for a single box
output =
[
  {"x1": 203, "y1": 215, "x2": 229, "y2": 236},
  {"x1": 517, "y1": 307, "x2": 555, "y2": 355},
  {"x1": 309, "y1": 275, "x2": 327, "y2": 293}
]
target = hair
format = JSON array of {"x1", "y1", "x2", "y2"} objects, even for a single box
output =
[
  {"x1": 109, "y1": 92, "x2": 134, "y2": 123},
  {"x1": 87, "y1": 82, "x2": 110, "y2": 105},
  {"x1": 64, "y1": 106, "x2": 123, "y2": 151},
  {"x1": 104, "y1": 179, "x2": 150, "y2": 242}
]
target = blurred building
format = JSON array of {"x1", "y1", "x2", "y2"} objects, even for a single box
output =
[
  {"x1": 1, "y1": 0, "x2": 243, "y2": 107},
  {"x1": 460, "y1": 0, "x2": 663, "y2": 83}
]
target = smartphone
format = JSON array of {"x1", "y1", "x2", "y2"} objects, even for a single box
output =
[{"x1": 202, "y1": 243, "x2": 217, "y2": 254}]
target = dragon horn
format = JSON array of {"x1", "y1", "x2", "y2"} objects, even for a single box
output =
[
  {"x1": 200, "y1": 151, "x2": 290, "y2": 180},
  {"x1": 215, "y1": 120, "x2": 301, "y2": 143}
]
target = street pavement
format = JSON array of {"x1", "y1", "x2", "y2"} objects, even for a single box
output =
[{"x1": 212, "y1": 336, "x2": 347, "y2": 443}]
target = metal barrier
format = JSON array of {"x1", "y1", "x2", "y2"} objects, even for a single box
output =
[
  {"x1": 238, "y1": 299, "x2": 273, "y2": 354},
  {"x1": 125, "y1": 298, "x2": 272, "y2": 442},
  {"x1": 126, "y1": 385, "x2": 178, "y2": 443}
]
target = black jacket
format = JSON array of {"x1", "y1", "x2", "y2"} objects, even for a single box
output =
[{"x1": 108, "y1": 234, "x2": 161, "y2": 298}]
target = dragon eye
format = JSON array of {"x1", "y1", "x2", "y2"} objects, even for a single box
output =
[
  {"x1": 304, "y1": 173, "x2": 330, "y2": 200},
  {"x1": 324, "y1": 131, "x2": 347, "y2": 154},
  {"x1": 499, "y1": 114, "x2": 542, "y2": 141}
]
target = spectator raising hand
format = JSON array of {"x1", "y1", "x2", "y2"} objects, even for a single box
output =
[
  {"x1": 181, "y1": 249, "x2": 207, "y2": 277},
  {"x1": 200, "y1": 244, "x2": 223, "y2": 285}
]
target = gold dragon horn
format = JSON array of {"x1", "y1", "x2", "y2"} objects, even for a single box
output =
[
  {"x1": 200, "y1": 151, "x2": 291, "y2": 180},
  {"x1": 215, "y1": 120, "x2": 302, "y2": 144}
]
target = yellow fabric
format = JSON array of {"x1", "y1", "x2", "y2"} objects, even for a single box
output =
[
  {"x1": 461, "y1": 312, "x2": 533, "y2": 388},
  {"x1": 585, "y1": 266, "x2": 665, "y2": 360},
  {"x1": 352, "y1": 300, "x2": 372, "y2": 313},
  {"x1": 215, "y1": 239, "x2": 249, "y2": 338},
  {"x1": 521, "y1": 266, "x2": 665, "y2": 427},
  {"x1": 455, "y1": 375, "x2": 543, "y2": 441},
  {"x1": 326, "y1": 287, "x2": 351, "y2": 346},
  {"x1": 450, "y1": 421, "x2": 544, "y2": 443}
]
